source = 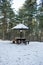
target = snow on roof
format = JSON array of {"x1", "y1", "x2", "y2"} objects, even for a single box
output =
[{"x1": 12, "y1": 23, "x2": 29, "y2": 30}]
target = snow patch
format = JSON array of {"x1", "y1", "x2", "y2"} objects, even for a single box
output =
[{"x1": 0, "y1": 40, "x2": 43, "y2": 65}]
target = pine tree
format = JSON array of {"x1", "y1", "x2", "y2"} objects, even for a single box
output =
[
  {"x1": 17, "y1": 0, "x2": 36, "y2": 32},
  {"x1": 0, "y1": 0, "x2": 15, "y2": 39},
  {"x1": 16, "y1": 0, "x2": 37, "y2": 40}
]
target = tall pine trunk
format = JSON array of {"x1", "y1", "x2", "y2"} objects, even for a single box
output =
[{"x1": 2, "y1": 10, "x2": 7, "y2": 39}]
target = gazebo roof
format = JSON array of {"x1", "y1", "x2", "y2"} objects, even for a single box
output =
[{"x1": 12, "y1": 23, "x2": 29, "y2": 30}]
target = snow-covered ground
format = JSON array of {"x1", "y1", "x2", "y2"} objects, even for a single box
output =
[{"x1": 0, "y1": 40, "x2": 43, "y2": 65}]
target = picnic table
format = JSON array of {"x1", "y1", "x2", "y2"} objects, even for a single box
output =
[
  {"x1": 15, "y1": 37, "x2": 26, "y2": 44},
  {"x1": 13, "y1": 37, "x2": 29, "y2": 44}
]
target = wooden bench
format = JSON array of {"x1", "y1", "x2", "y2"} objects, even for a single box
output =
[{"x1": 12, "y1": 38, "x2": 29, "y2": 44}]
